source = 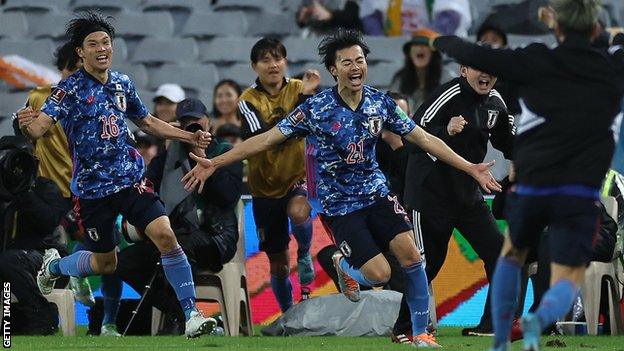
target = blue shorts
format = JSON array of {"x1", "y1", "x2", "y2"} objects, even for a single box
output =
[
  {"x1": 252, "y1": 184, "x2": 308, "y2": 254},
  {"x1": 505, "y1": 192, "x2": 600, "y2": 267},
  {"x1": 323, "y1": 194, "x2": 413, "y2": 269},
  {"x1": 72, "y1": 179, "x2": 166, "y2": 253}
]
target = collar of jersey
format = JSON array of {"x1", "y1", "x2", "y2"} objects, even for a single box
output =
[
  {"x1": 80, "y1": 68, "x2": 111, "y2": 86},
  {"x1": 253, "y1": 77, "x2": 288, "y2": 95},
  {"x1": 332, "y1": 85, "x2": 367, "y2": 112}
]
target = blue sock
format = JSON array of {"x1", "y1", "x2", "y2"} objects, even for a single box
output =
[
  {"x1": 270, "y1": 275, "x2": 293, "y2": 312},
  {"x1": 52, "y1": 250, "x2": 94, "y2": 277},
  {"x1": 535, "y1": 279, "x2": 577, "y2": 329},
  {"x1": 338, "y1": 257, "x2": 385, "y2": 287},
  {"x1": 292, "y1": 218, "x2": 313, "y2": 257},
  {"x1": 101, "y1": 274, "x2": 123, "y2": 326},
  {"x1": 403, "y1": 261, "x2": 430, "y2": 336},
  {"x1": 161, "y1": 246, "x2": 197, "y2": 321},
  {"x1": 491, "y1": 257, "x2": 521, "y2": 347}
]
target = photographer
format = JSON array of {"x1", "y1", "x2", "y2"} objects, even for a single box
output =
[
  {"x1": 0, "y1": 136, "x2": 68, "y2": 335},
  {"x1": 114, "y1": 98, "x2": 243, "y2": 334}
]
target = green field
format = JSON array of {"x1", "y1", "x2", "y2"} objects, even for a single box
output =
[{"x1": 8, "y1": 327, "x2": 624, "y2": 351}]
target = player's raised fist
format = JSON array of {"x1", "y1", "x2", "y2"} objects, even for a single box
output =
[
  {"x1": 447, "y1": 115, "x2": 467, "y2": 136},
  {"x1": 302, "y1": 69, "x2": 321, "y2": 95},
  {"x1": 193, "y1": 130, "x2": 211, "y2": 149}
]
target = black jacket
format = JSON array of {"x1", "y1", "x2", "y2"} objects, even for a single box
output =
[
  {"x1": 404, "y1": 77, "x2": 515, "y2": 211},
  {"x1": 434, "y1": 33, "x2": 624, "y2": 189}
]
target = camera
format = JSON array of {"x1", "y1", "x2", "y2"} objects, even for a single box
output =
[
  {"x1": 184, "y1": 122, "x2": 204, "y2": 133},
  {"x1": 0, "y1": 136, "x2": 38, "y2": 201}
]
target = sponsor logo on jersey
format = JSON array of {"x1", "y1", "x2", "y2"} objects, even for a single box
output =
[
  {"x1": 287, "y1": 108, "x2": 306, "y2": 126},
  {"x1": 367, "y1": 116, "x2": 382, "y2": 136},
  {"x1": 87, "y1": 228, "x2": 99, "y2": 242},
  {"x1": 487, "y1": 109, "x2": 499, "y2": 129},
  {"x1": 115, "y1": 92, "x2": 127, "y2": 112}
]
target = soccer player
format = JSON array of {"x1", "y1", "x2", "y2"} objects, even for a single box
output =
[
  {"x1": 237, "y1": 37, "x2": 320, "y2": 312},
  {"x1": 429, "y1": 0, "x2": 624, "y2": 350},
  {"x1": 182, "y1": 29, "x2": 501, "y2": 348},
  {"x1": 17, "y1": 12, "x2": 215, "y2": 338}
]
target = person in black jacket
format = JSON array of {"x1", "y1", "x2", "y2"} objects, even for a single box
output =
[
  {"x1": 401, "y1": 68, "x2": 515, "y2": 338},
  {"x1": 114, "y1": 98, "x2": 243, "y2": 334},
  {"x1": 0, "y1": 136, "x2": 68, "y2": 335},
  {"x1": 430, "y1": 0, "x2": 624, "y2": 350}
]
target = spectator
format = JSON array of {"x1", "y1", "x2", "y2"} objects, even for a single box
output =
[
  {"x1": 115, "y1": 98, "x2": 243, "y2": 335},
  {"x1": 390, "y1": 29, "x2": 454, "y2": 113},
  {"x1": 215, "y1": 123, "x2": 242, "y2": 146},
  {"x1": 296, "y1": 0, "x2": 363, "y2": 36},
  {"x1": 133, "y1": 131, "x2": 159, "y2": 167},
  {"x1": 211, "y1": 79, "x2": 242, "y2": 134},
  {"x1": 0, "y1": 136, "x2": 67, "y2": 335},
  {"x1": 153, "y1": 83, "x2": 185, "y2": 123},
  {"x1": 384, "y1": 0, "x2": 471, "y2": 37}
]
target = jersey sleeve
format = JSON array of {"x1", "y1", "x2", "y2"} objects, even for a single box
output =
[
  {"x1": 125, "y1": 78, "x2": 148, "y2": 120},
  {"x1": 276, "y1": 102, "x2": 311, "y2": 138},
  {"x1": 40, "y1": 82, "x2": 72, "y2": 122},
  {"x1": 383, "y1": 94, "x2": 416, "y2": 136}
]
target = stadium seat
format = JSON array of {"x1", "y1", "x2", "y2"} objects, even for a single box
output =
[
  {"x1": 0, "y1": 92, "x2": 27, "y2": 118},
  {"x1": 213, "y1": 0, "x2": 281, "y2": 13},
  {"x1": 288, "y1": 63, "x2": 335, "y2": 87},
  {"x1": 27, "y1": 13, "x2": 73, "y2": 40},
  {"x1": 137, "y1": 89, "x2": 157, "y2": 108},
  {"x1": 246, "y1": 12, "x2": 298, "y2": 37},
  {"x1": 182, "y1": 11, "x2": 249, "y2": 38},
  {"x1": 507, "y1": 34, "x2": 557, "y2": 49},
  {"x1": 112, "y1": 38, "x2": 129, "y2": 61},
  {"x1": 200, "y1": 37, "x2": 260, "y2": 63},
  {"x1": 152, "y1": 202, "x2": 253, "y2": 337},
  {"x1": 365, "y1": 36, "x2": 407, "y2": 63},
  {"x1": 367, "y1": 62, "x2": 402, "y2": 89},
  {"x1": 0, "y1": 39, "x2": 55, "y2": 65},
  {"x1": 282, "y1": 37, "x2": 319, "y2": 63},
  {"x1": 218, "y1": 63, "x2": 256, "y2": 88},
  {"x1": 114, "y1": 12, "x2": 174, "y2": 39},
  {"x1": 71, "y1": 0, "x2": 141, "y2": 14},
  {"x1": 132, "y1": 38, "x2": 199, "y2": 65},
  {"x1": 579, "y1": 196, "x2": 624, "y2": 336},
  {"x1": 0, "y1": 117, "x2": 14, "y2": 136},
  {"x1": 148, "y1": 64, "x2": 219, "y2": 94},
  {"x1": 1, "y1": 0, "x2": 70, "y2": 13},
  {"x1": 197, "y1": 89, "x2": 215, "y2": 113},
  {"x1": 0, "y1": 12, "x2": 28, "y2": 39},
  {"x1": 44, "y1": 289, "x2": 76, "y2": 337},
  {"x1": 112, "y1": 63, "x2": 148, "y2": 89},
  {"x1": 141, "y1": 0, "x2": 213, "y2": 13}
]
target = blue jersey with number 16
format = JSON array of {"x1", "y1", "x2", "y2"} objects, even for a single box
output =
[
  {"x1": 41, "y1": 69, "x2": 148, "y2": 199},
  {"x1": 277, "y1": 85, "x2": 416, "y2": 216}
]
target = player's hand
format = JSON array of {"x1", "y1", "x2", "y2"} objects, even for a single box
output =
[
  {"x1": 17, "y1": 106, "x2": 37, "y2": 130},
  {"x1": 447, "y1": 115, "x2": 467, "y2": 136},
  {"x1": 538, "y1": 6, "x2": 556, "y2": 29},
  {"x1": 470, "y1": 160, "x2": 502, "y2": 193},
  {"x1": 192, "y1": 130, "x2": 211, "y2": 149},
  {"x1": 302, "y1": 69, "x2": 321, "y2": 95},
  {"x1": 181, "y1": 153, "x2": 215, "y2": 193}
]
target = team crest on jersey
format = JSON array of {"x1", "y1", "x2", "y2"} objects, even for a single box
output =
[
  {"x1": 87, "y1": 228, "x2": 99, "y2": 242},
  {"x1": 115, "y1": 92, "x2": 127, "y2": 112},
  {"x1": 287, "y1": 107, "x2": 306, "y2": 126},
  {"x1": 50, "y1": 88, "x2": 66, "y2": 104},
  {"x1": 367, "y1": 116, "x2": 382, "y2": 136},
  {"x1": 339, "y1": 241, "x2": 352, "y2": 258},
  {"x1": 487, "y1": 110, "x2": 499, "y2": 129}
]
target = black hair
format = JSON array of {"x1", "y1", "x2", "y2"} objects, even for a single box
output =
[
  {"x1": 66, "y1": 11, "x2": 115, "y2": 49},
  {"x1": 477, "y1": 23, "x2": 508, "y2": 47},
  {"x1": 392, "y1": 46, "x2": 442, "y2": 98},
  {"x1": 54, "y1": 42, "x2": 80, "y2": 72},
  {"x1": 212, "y1": 79, "x2": 242, "y2": 117},
  {"x1": 250, "y1": 37, "x2": 287, "y2": 63},
  {"x1": 318, "y1": 28, "x2": 370, "y2": 74}
]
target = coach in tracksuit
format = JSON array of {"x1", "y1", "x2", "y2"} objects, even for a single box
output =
[{"x1": 403, "y1": 69, "x2": 515, "y2": 335}]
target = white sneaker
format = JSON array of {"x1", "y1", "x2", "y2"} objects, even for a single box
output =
[
  {"x1": 100, "y1": 324, "x2": 121, "y2": 337},
  {"x1": 184, "y1": 310, "x2": 216, "y2": 338},
  {"x1": 37, "y1": 248, "x2": 61, "y2": 295},
  {"x1": 70, "y1": 276, "x2": 96, "y2": 307}
]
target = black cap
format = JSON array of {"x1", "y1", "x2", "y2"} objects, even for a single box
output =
[
  {"x1": 476, "y1": 23, "x2": 508, "y2": 47},
  {"x1": 176, "y1": 98, "x2": 208, "y2": 120}
]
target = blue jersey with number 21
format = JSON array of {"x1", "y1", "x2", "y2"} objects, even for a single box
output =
[
  {"x1": 277, "y1": 85, "x2": 416, "y2": 216},
  {"x1": 41, "y1": 68, "x2": 148, "y2": 199}
]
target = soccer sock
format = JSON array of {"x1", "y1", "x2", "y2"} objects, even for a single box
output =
[
  {"x1": 535, "y1": 279, "x2": 577, "y2": 330},
  {"x1": 161, "y1": 246, "x2": 197, "y2": 321},
  {"x1": 292, "y1": 218, "x2": 313, "y2": 257},
  {"x1": 101, "y1": 274, "x2": 123, "y2": 326},
  {"x1": 51, "y1": 250, "x2": 94, "y2": 277},
  {"x1": 491, "y1": 257, "x2": 521, "y2": 348},
  {"x1": 338, "y1": 257, "x2": 385, "y2": 287},
  {"x1": 270, "y1": 275, "x2": 293, "y2": 312},
  {"x1": 402, "y1": 261, "x2": 430, "y2": 336}
]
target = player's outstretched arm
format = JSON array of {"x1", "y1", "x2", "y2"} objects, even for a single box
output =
[
  {"x1": 17, "y1": 107, "x2": 54, "y2": 140},
  {"x1": 182, "y1": 126, "x2": 287, "y2": 193},
  {"x1": 134, "y1": 114, "x2": 211, "y2": 148},
  {"x1": 404, "y1": 125, "x2": 502, "y2": 193}
]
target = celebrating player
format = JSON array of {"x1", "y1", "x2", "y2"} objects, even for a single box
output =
[
  {"x1": 17, "y1": 12, "x2": 215, "y2": 338},
  {"x1": 182, "y1": 29, "x2": 501, "y2": 348}
]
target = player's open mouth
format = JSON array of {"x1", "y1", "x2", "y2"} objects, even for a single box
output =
[
  {"x1": 349, "y1": 74, "x2": 362, "y2": 85},
  {"x1": 478, "y1": 78, "x2": 490, "y2": 89},
  {"x1": 97, "y1": 55, "x2": 108, "y2": 64}
]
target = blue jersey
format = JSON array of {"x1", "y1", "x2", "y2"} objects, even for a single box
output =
[
  {"x1": 41, "y1": 69, "x2": 149, "y2": 199},
  {"x1": 277, "y1": 85, "x2": 416, "y2": 216}
]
